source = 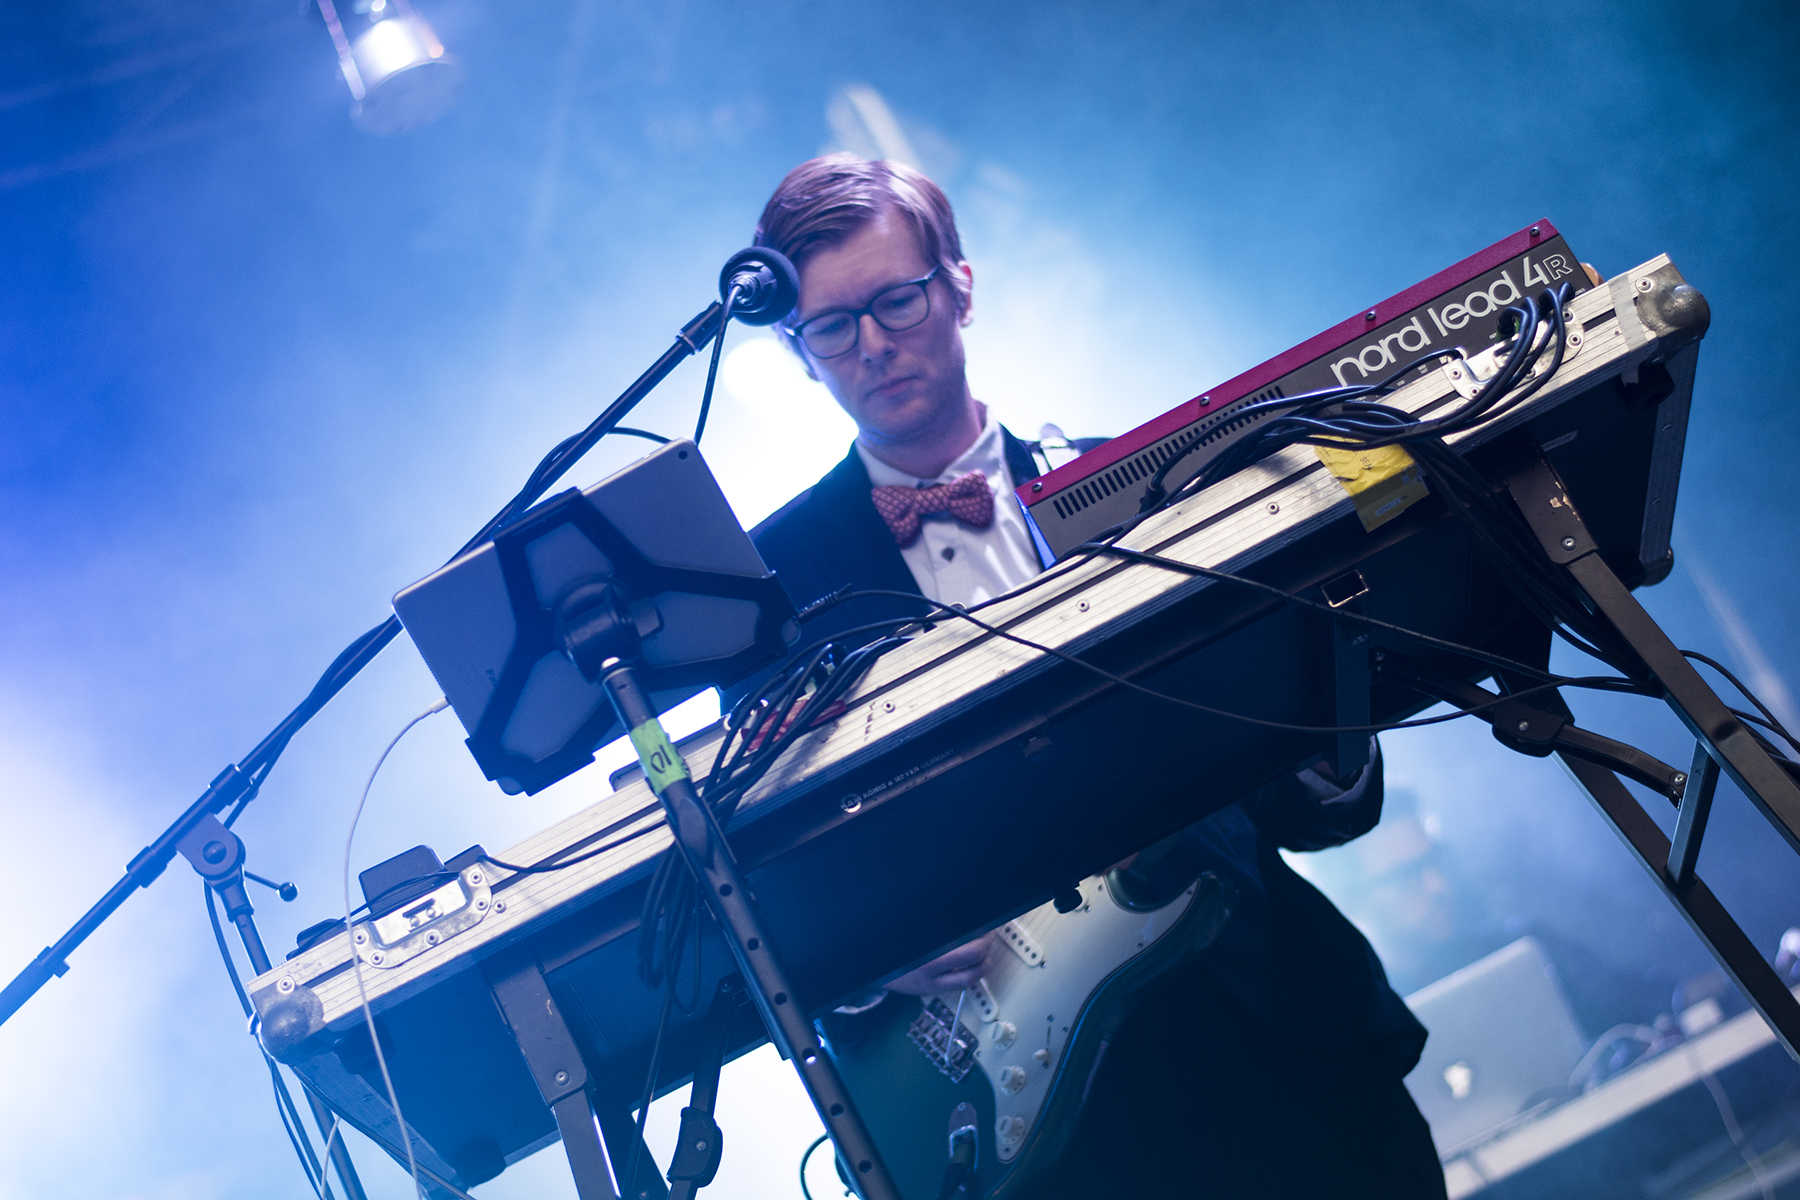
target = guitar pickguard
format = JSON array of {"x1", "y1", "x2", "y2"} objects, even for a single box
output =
[{"x1": 827, "y1": 870, "x2": 1236, "y2": 1199}]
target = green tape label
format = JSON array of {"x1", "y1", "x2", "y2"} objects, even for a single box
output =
[{"x1": 628, "y1": 719, "x2": 690, "y2": 796}]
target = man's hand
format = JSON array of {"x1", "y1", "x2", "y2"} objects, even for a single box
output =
[
  {"x1": 886, "y1": 933, "x2": 995, "y2": 996},
  {"x1": 1295, "y1": 739, "x2": 1380, "y2": 805}
]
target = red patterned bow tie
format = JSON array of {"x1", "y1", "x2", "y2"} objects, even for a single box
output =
[{"x1": 871, "y1": 471, "x2": 995, "y2": 546}]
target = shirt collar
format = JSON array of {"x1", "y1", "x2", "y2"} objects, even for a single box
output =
[{"x1": 857, "y1": 411, "x2": 1008, "y2": 490}]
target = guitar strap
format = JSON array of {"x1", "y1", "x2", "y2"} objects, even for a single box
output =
[{"x1": 665, "y1": 975, "x2": 748, "y2": 1200}]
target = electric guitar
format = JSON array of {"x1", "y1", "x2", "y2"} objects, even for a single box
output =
[{"x1": 823, "y1": 867, "x2": 1237, "y2": 1199}]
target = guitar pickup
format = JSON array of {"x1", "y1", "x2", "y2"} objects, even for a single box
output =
[
  {"x1": 970, "y1": 978, "x2": 998, "y2": 1023},
  {"x1": 999, "y1": 920, "x2": 1045, "y2": 968}
]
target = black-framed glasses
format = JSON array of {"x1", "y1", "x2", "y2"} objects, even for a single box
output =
[{"x1": 787, "y1": 267, "x2": 940, "y2": 359}]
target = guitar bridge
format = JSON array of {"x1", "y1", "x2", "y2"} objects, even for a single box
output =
[{"x1": 908, "y1": 998, "x2": 980, "y2": 1083}]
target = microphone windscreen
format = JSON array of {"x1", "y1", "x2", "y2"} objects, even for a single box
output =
[{"x1": 719, "y1": 247, "x2": 800, "y2": 326}]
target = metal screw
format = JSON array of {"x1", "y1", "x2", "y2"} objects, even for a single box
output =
[
  {"x1": 1673, "y1": 773, "x2": 1687, "y2": 785},
  {"x1": 554, "y1": 1070, "x2": 569, "y2": 1086},
  {"x1": 1517, "y1": 720, "x2": 1531, "y2": 732},
  {"x1": 1636, "y1": 277, "x2": 1654, "y2": 292},
  {"x1": 202, "y1": 840, "x2": 229, "y2": 865},
  {"x1": 1560, "y1": 536, "x2": 1577, "y2": 550},
  {"x1": 1530, "y1": 226, "x2": 1541, "y2": 237},
  {"x1": 882, "y1": 700, "x2": 894, "y2": 712},
  {"x1": 467, "y1": 870, "x2": 483, "y2": 886},
  {"x1": 1077, "y1": 600, "x2": 1089, "y2": 612},
  {"x1": 1567, "y1": 333, "x2": 1582, "y2": 348},
  {"x1": 277, "y1": 976, "x2": 296, "y2": 994},
  {"x1": 369, "y1": 951, "x2": 385, "y2": 965},
  {"x1": 494, "y1": 900, "x2": 506, "y2": 913},
  {"x1": 1031, "y1": 481, "x2": 1043, "y2": 492},
  {"x1": 475, "y1": 897, "x2": 488, "y2": 910},
  {"x1": 1365, "y1": 310, "x2": 1377, "y2": 322},
  {"x1": 353, "y1": 930, "x2": 368, "y2": 945},
  {"x1": 840, "y1": 794, "x2": 862, "y2": 814},
  {"x1": 425, "y1": 930, "x2": 440, "y2": 946},
  {"x1": 1267, "y1": 502, "x2": 1280, "y2": 514}
]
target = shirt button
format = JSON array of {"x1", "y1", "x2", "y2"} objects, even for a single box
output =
[{"x1": 941, "y1": 546, "x2": 956, "y2": 561}]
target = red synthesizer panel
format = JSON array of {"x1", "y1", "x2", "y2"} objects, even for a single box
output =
[{"x1": 1017, "y1": 220, "x2": 1590, "y2": 562}]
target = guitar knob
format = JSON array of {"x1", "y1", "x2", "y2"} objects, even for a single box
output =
[
  {"x1": 996, "y1": 1115, "x2": 1026, "y2": 1146},
  {"x1": 997, "y1": 1065, "x2": 1027, "y2": 1094},
  {"x1": 992, "y1": 1020, "x2": 1018, "y2": 1048}
]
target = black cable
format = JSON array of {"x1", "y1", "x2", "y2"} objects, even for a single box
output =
[
  {"x1": 612, "y1": 427, "x2": 672, "y2": 445},
  {"x1": 1684, "y1": 650, "x2": 1800, "y2": 750},
  {"x1": 694, "y1": 285, "x2": 740, "y2": 444},
  {"x1": 206, "y1": 886, "x2": 333, "y2": 1200},
  {"x1": 624, "y1": 970, "x2": 680, "y2": 1193},
  {"x1": 1068, "y1": 545, "x2": 1639, "y2": 691},
  {"x1": 1140, "y1": 287, "x2": 1571, "y2": 529},
  {"x1": 799, "y1": 1132, "x2": 832, "y2": 1200},
  {"x1": 478, "y1": 817, "x2": 664, "y2": 876},
  {"x1": 1732, "y1": 709, "x2": 1800, "y2": 760},
  {"x1": 916, "y1": 595, "x2": 1636, "y2": 733}
]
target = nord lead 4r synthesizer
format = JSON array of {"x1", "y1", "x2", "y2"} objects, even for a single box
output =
[{"x1": 1019, "y1": 221, "x2": 1592, "y2": 561}]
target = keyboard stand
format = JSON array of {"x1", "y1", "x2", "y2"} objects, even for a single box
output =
[{"x1": 1444, "y1": 444, "x2": 1800, "y2": 1060}]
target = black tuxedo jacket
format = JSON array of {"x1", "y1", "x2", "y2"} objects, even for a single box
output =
[{"x1": 744, "y1": 433, "x2": 1426, "y2": 1067}]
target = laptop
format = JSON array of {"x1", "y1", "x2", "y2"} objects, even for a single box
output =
[{"x1": 1404, "y1": 937, "x2": 1588, "y2": 1158}]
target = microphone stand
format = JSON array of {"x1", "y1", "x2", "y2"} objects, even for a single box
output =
[{"x1": 0, "y1": 298, "x2": 725, "y2": 1025}]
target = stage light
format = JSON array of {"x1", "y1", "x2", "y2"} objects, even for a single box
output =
[{"x1": 315, "y1": 0, "x2": 463, "y2": 135}]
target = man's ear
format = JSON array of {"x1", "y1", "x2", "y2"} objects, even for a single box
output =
[{"x1": 956, "y1": 260, "x2": 975, "y2": 328}]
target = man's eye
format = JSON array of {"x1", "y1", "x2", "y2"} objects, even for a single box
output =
[
  {"x1": 875, "y1": 291, "x2": 923, "y2": 319},
  {"x1": 808, "y1": 313, "x2": 852, "y2": 339}
]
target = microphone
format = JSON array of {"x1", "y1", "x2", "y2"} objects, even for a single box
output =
[{"x1": 719, "y1": 247, "x2": 800, "y2": 327}]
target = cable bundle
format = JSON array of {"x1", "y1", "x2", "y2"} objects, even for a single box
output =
[{"x1": 633, "y1": 634, "x2": 900, "y2": 993}]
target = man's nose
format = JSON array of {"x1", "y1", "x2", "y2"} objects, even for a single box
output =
[{"x1": 858, "y1": 312, "x2": 898, "y2": 361}]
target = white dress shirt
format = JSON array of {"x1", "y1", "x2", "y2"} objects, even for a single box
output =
[{"x1": 855, "y1": 413, "x2": 1044, "y2": 606}]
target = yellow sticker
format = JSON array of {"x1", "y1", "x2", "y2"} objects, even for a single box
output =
[
  {"x1": 1313, "y1": 442, "x2": 1431, "y2": 533},
  {"x1": 628, "y1": 719, "x2": 691, "y2": 796}
]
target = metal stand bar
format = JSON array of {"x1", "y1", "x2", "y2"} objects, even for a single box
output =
[
  {"x1": 595, "y1": 1108, "x2": 670, "y2": 1200},
  {"x1": 1509, "y1": 682, "x2": 1800, "y2": 1060},
  {"x1": 1501, "y1": 450, "x2": 1800, "y2": 853},
  {"x1": 485, "y1": 949, "x2": 623, "y2": 1200},
  {"x1": 666, "y1": 976, "x2": 744, "y2": 1200},
  {"x1": 175, "y1": 815, "x2": 370, "y2": 1200},
  {"x1": 1495, "y1": 450, "x2": 1800, "y2": 1060},
  {"x1": 1668, "y1": 742, "x2": 1721, "y2": 889},
  {"x1": 598, "y1": 660, "x2": 901, "y2": 1200}
]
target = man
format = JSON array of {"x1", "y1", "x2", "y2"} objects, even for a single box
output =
[{"x1": 742, "y1": 154, "x2": 1445, "y2": 1198}]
